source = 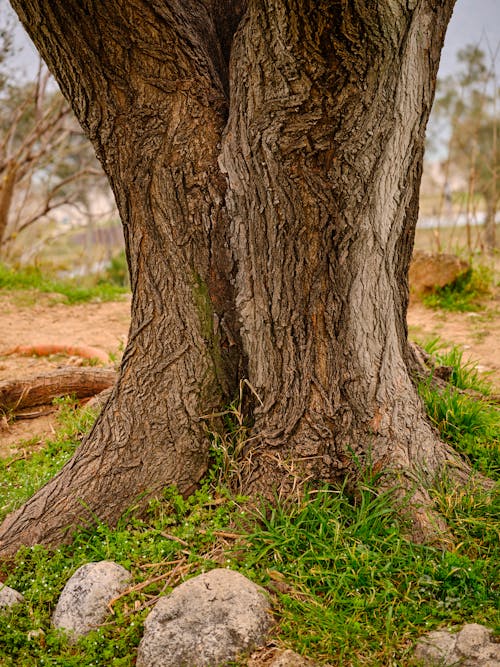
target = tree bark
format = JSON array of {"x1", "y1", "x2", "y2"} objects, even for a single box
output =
[
  {"x1": 219, "y1": 1, "x2": 470, "y2": 506},
  {"x1": 0, "y1": 0, "x2": 476, "y2": 555}
]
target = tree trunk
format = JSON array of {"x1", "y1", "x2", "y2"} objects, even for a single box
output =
[
  {"x1": 0, "y1": 0, "x2": 475, "y2": 555},
  {"x1": 0, "y1": 162, "x2": 17, "y2": 252},
  {"x1": 483, "y1": 195, "x2": 497, "y2": 253},
  {"x1": 219, "y1": 0, "x2": 471, "y2": 536}
]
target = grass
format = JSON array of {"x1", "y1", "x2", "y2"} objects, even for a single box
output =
[
  {"x1": 422, "y1": 265, "x2": 494, "y2": 312},
  {"x1": 0, "y1": 398, "x2": 96, "y2": 523},
  {"x1": 0, "y1": 301, "x2": 498, "y2": 665},
  {"x1": 0, "y1": 362, "x2": 498, "y2": 666},
  {"x1": 0, "y1": 263, "x2": 129, "y2": 304},
  {"x1": 420, "y1": 338, "x2": 494, "y2": 395},
  {"x1": 417, "y1": 340, "x2": 500, "y2": 477},
  {"x1": 240, "y1": 486, "x2": 499, "y2": 664}
]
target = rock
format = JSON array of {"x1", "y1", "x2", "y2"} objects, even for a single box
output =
[
  {"x1": 414, "y1": 623, "x2": 500, "y2": 666},
  {"x1": 137, "y1": 568, "x2": 273, "y2": 667},
  {"x1": 0, "y1": 584, "x2": 24, "y2": 610},
  {"x1": 414, "y1": 629, "x2": 459, "y2": 665},
  {"x1": 52, "y1": 561, "x2": 130, "y2": 641},
  {"x1": 269, "y1": 649, "x2": 318, "y2": 666},
  {"x1": 409, "y1": 251, "x2": 469, "y2": 295}
]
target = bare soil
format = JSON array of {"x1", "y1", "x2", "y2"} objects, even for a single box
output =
[
  {"x1": 407, "y1": 298, "x2": 500, "y2": 386},
  {"x1": 0, "y1": 289, "x2": 498, "y2": 459},
  {"x1": 0, "y1": 292, "x2": 130, "y2": 457}
]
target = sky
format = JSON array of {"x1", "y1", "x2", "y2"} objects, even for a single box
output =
[
  {"x1": 439, "y1": 0, "x2": 500, "y2": 77},
  {"x1": 2, "y1": 0, "x2": 500, "y2": 82}
]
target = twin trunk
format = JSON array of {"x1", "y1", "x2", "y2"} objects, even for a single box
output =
[{"x1": 0, "y1": 0, "x2": 468, "y2": 554}]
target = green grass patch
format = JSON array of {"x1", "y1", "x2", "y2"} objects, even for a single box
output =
[
  {"x1": 0, "y1": 263, "x2": 129, "y2": 304},
  {"x1": 0, "y1": 354, "x2": 498, "y2": 665},
  {"x1": 239, "y1": 485, "x2": 499, "y2": 665},
  {"x1": 420, "y1": 339, "x2": 494, "y2": 395},
  {"x1": 420, "y1": 384, "x2": 500, "y2": 476},
  {"x1": 417, "y1": 340, "x2": 500, "y2": 477},
  {"x1": 0, "y1": 398, "x2": 97, "y2": 524},
  {"x1": 422, "y1": 265, "x2": 494, "y2": 312}
]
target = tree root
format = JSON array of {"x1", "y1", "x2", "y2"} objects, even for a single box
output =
[{"x1": 236, "y1": 414, "x2": 489, "y2": 549}]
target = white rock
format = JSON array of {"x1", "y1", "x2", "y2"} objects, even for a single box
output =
[
  {"x1": 414, "y1": 624, "x2": 500, "y2": 667},
  {"x1": 137, "y1": 568, "x2": 273, "y2": 667},
  {"x1": 0, "y1": 584, "x2": 24, "y2": 610},
  {"x1": 414, "y1": 629, "x2": 458, "y2": 665},
  {"x1": 456, "y1": 624, "x2": 493, "y2": 657},
  {"x1": 270, "y1": 649, "x2": 318, "y2": 666},
  {"x1": 52, "y1": 561, "x2": 130, "y2": 641}
]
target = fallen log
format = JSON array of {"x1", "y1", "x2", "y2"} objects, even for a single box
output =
[{"x1": 0, "y1": 367, "x2": 117, "y2": 412}]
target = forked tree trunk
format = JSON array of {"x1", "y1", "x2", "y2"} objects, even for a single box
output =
[{"x1": 0, "y1": 0, "x2": 474, "y2": 555}]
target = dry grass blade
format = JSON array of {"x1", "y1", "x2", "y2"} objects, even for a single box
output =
[{"x1": 107, "y1": 556, "x2": 191, "y2": 613}]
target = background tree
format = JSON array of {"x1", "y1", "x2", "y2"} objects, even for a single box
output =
[
  {"x1": 0, "y1": 16, "x2": 116, "y2": 260},
  {"x1": 429, "y1": 44, "x2": 499, "y2": 252},
  {"x1": 0, "y1": 0, "x2": 480, "y2": 556}
]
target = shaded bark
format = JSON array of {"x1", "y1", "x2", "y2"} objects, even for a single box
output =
[
  {"x1": 0, "y1": 0, "x2": 245, "y2": 552},
  {"x1": 0, "y1": 0, "x2": 477, "y2": 555}
]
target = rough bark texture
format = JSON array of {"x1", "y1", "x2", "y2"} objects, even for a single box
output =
[
  {"x1": 0, "y1": 0, "x2": 475, "y2": 555},
  {"x1": 216, "y1": 0, "x2": 472, "y2": 539}
]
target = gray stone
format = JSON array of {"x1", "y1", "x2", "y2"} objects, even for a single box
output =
[
  {"x1": 269, "y1": 649, "x2": 317, "y2": 666},
  {"x1": 456, "y1": 624, "x2": 493, "y2": 658},
  {"x1": 52, "y1": 561, "x2": 130, "y2": 641},
  {"x1": 414, "y1": 624, "x2": 500, "y2": 667},
  {"x1": 414, "y1": 630, "x2": 459, "y2": 665},
  {"x1": 0, "y1": 584, "x2": 24, "y2": 610},
  {"x1": 136, "y1": 568, "x2": 273, "y2": 667}
]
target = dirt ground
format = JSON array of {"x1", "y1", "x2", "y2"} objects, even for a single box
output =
[
  {"x1": 0, "y1": 292, "x2": 130, "y2": 456},
  {"x1": 408, "y1": 300, "x2": 500, "y2": 384},
  {"x1": 0, "y1": 289, "x2": 498, "y2": 458}
]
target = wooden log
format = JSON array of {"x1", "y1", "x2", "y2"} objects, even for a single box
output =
[{"x1": 0, "y1": 367, "x2": 117, "y2": 411}]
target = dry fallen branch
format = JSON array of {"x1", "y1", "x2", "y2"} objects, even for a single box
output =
[
  {"x1": 84, "y1": 387, "x2": 113, "y2": 410},
  {"x1": 105, "y1": 558, "x2": 195, "y2": 619},
  {"x1": 198, "y1": 529, "x2": 243, "y2": 540},
  {"x1": 0, "y1": 367, "x2": 117, "y2": 412},
  {"x1": 2, "y1": 344, "x2": 110, "y2": 363}
]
